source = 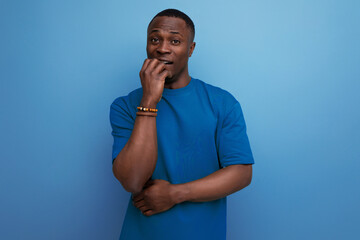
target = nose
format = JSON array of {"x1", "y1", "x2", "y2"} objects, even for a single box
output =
[{"x1": 157, "y1": 41, "x2": 171, "y2": 54}]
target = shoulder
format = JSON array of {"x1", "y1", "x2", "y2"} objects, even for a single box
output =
[
  {"x1": 110, "y1": 88, "x2": 143, "y2": 119},
  {"x1": 111, "y1": 88, "x2": 142, "y2": 109}
]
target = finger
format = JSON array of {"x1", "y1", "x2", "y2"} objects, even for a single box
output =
[
  {"x1": 159, "y1": 69, "x2": 170, "y2": 80},
  {"x1": 143, "y1": 210, "x2": 155, "y2": 217},
  {"x1": 132, "y1": 192, "x2": 144, "y2": 202},
  {"x1": 140, "y1": 59, "x2": 151, "y2": 73},
  {"x1": 139, "y1": 205, "x2": 151, "y2": 213},
  {"x1": 131, "y1": 192, "x2": 140, "y2": 200},
  {"x1": 133, "y1": 196, "x2": 144, "y2": 203},
  {"x1": 146, "y1": 58, "x2": 160, "y2": 71},
  {"x1": 153, "y1": 61, "x2": 166, "y2": 74},
  {"x1": 133, "y1": 199, "x2": 145, "y2": 209}
]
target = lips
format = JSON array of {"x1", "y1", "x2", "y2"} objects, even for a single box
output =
[{"x1": 158, "y1": 59, "x2": 173, "y2": 64}]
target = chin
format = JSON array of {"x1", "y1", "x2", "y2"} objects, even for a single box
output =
[{"x1": 165, "y1": 76, "x2": 176, "y2": 84}]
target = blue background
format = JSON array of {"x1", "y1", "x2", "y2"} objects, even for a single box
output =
[{"x1": 1, "y1": 0, "x2": 359, "y2": 239}]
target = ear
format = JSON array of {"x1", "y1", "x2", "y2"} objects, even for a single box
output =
[{"x1": 188, "y1": 42, "x2": 196, "y2": 57}]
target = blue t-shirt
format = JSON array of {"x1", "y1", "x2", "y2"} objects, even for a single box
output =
[{"x1": 110, "y1": 78, "x2": 254, "y2": 240}]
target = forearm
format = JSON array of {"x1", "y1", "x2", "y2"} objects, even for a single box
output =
[
  {"x1": 113, "y1": 102, "x2": 158, "y2": 194},
  {"x1": 171, "y1": 164, "x2": 252, "y2": 203},
  {"x1": 112, "y1": 58, "x2": 169, "y2": 194}
]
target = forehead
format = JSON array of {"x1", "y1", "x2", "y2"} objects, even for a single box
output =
[{"x1": 147, "y1": 16, "x2": 190, "y2": 36}]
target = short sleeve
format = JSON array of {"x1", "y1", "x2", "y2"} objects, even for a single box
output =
[
  {"x1": 110, "y1": 97, "x2": 135, "y2": 163},
  {"x1": 217, "y1": 102, "x2": 254, "y2": 167}
]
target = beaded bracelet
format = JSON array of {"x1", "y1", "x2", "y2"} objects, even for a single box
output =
[
  {"x1": 136, "y1": 111, "x2": 157, "y2": 117},
  {"x1": 137, "y1": 106, "x2": 158, "y2": 113}
]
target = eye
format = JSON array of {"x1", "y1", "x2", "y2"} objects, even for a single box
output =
[
  {"x1": 171, "y1": 39, "x2": 180, "y2": 44},
  {"x1": 150, "y1": 37, "x2": 159, "y2": 43}
]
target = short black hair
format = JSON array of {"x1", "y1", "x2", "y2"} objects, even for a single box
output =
[{"x1": 148, "y1": 9, "x2": 195, "y2": 42}]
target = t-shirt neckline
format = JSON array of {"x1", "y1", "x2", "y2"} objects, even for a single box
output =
[{"x1": 162, "y1": 77, "x2": 195, "y2": 96}]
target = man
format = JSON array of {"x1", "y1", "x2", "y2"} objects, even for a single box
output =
[{"x1": 110, "y1": 9, "x2": 254, "y2": 240}]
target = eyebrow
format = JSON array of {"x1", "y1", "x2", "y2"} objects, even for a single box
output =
[{"x1": 150, "y1": 29, "x2": 183, "y2": 37}]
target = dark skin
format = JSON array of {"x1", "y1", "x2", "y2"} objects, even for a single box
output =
[{"x1": 112, "y1": 16, "x2": 252, "y2": 217}]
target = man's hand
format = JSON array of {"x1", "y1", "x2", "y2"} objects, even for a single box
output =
[
  {"x1": 139, "y1": 59, "x2": 169, "y2": 107},
  {"x1": 131, "y1": 165, "x2": 252, "y2": 214},
  {"x1": 132, "y1": 179, "x2": 177, "y2": 217}
]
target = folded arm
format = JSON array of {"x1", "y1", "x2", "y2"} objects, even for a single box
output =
[{"x1": 133, "y1": 164, "x2": 252, "y2": 216}]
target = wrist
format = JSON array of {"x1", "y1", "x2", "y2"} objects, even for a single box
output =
[
  {"x1": 170, "y1": 183, "x2": 190, "y2": 204},
  {"x1": 140, "y1": 97, "x2": 158, "y2": 109}
]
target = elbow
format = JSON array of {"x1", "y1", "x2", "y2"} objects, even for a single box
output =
[
  {"x1": 235, "y1": 164, "x2": 252, "y2": 188},
  {"x1": 246, "y1": 173, "x2": 252, "y2": 187},
  {"x1": 112, "y1": 164, "x2": 144, "y2": 194},
  {"x1": 245, "y1": 164, "x2": 253, "y2": 187},
  {"x1": 121, "y1": 180, "x2": 144, "y2": 194}
]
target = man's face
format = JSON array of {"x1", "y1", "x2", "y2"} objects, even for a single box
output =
[{"x1": 146, "y1": 16, "x2": 195, "y2": 81}]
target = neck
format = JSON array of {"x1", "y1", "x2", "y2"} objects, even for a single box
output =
[{"x1": 164, "y1": 67, "x2": 191, "y2": 89}]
